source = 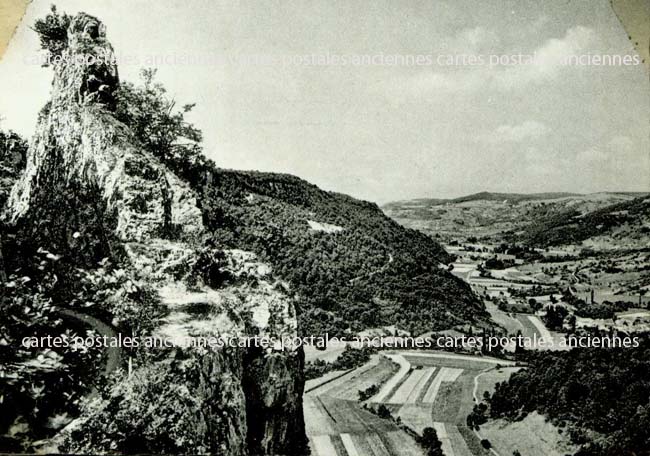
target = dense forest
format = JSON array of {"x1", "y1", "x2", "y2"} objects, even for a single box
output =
[
  {"x1": 479, "y1": 337, "x2": 650, "y2": 455},
  {"x1": 518, "y1": 196, "x2": 650, "y2": 248},
  {"x1": 196, "y1": 168, "x2": 487, "y2": 336}
]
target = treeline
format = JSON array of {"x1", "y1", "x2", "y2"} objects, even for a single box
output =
[
  {"x1": 563, "y1": 290, "x2": 634, "y2": 320},
  {"x1": 478, "y1": 337, "x2": 650, "y2": 455},
  {"x1": 304, "y1": 345, "x2": 374, "y2": 380}
]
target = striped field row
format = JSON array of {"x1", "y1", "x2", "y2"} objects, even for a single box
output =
[
  {"x1": 312, "y1": 431, "x2": 421, "y2": 456},
  {"x1": 370, "y1": 355, "x2": 411, "y2": 402},
  {"x1": 387, "y1": 367, "x2": 434, "y2": 403},
  {"x1": 422, "y1": 367, "x2": 463, "y2": 404}
]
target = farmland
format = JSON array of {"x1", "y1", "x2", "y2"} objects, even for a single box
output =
[
  {"x1": 304, "y1": 193, "x2": 650, "y2": 455},
  {"x1": 450, "y1": 261, "x2": 567, "y2": 350},
  {"x1": 377, "y1": 191, "x2": 650, "y2": 454},
  {"x1": 304, "y1": 355, "x2": 423, "y2": 456},
  {"x1": 306, "y1": 355, "x2": 398, "y2": 400},
  {"x1": 305, "y1": 350, "x2": 522, "y2": 456},
  {"x1": 385, "y1": 352, "x2": 516, "y2": 456},
  {"x1": 305, "y1": 395, "x2": 423, "y2": 455}
]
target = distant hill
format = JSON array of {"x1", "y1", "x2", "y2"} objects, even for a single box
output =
[
  {"x1": 383, "y1": 192, "x2": 648, "y2": 245},
  {"x1": 382, "y1": 191, "x2": 639, "y2": 210},
  {"x1": 449, "y1": 191, "x2": 580, "y2": 204},
  {"x1": 451, "y1": 192, "x2": 576, "y2": 203},
  {"x1": 518, "y1": 195, "x2": 650, "y2": 248}
]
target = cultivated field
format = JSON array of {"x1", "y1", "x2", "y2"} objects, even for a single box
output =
[
  {"x1": 304, "y1": 347, "x2": 569, "y2": 456},
  {"x1": 371, "y1": 352, "x2": 517, "y2": 456},
  {"x1": 309, "y1": 356, "x2": 399, "y2": 400},
  {"x1": 484, "y1": 301, "x2": 524, "y2": 336},
  {"x1": 485, "y1": 301, "x2": 567, "y2": 350},
  {"x1": 306, "y1": 395, "x2": 423, "y2": 456},
  {"x1": 305, "y1": 356, "x2": 423, "y2": 456}
]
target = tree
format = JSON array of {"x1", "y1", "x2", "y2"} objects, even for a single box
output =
[
  {"x1": 528, "y1": 297, "x2": 541, "y2": 312},
  {"x1": 421, "y1": 427, "x2": 444, "y2": 456},
  {"x1": 542, "y1": 305, "x2": 568, "y2": 331},
  {"x1": 376, "y1": 404, "x2": 391, "y2": 419},
  {"x1": 114, "y1": 68, "x2": 204, "y2": 177},
  {"x1": 514, "y1": 330, "x2": 525, "y2": 354},
  {"x1": 566, "y1": 314, "x2": 577, "y2": 332}
]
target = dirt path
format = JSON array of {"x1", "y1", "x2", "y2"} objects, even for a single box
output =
[
  {"x1": 472, "y1": 368, "x2": 492, "y2": 404},
  {"x1": 401, "y1": 351, "x2": 517, "y2": 367},
  {"x1": 58, "y1": 308, "x2": 122, "y2": 376},
  {"x1": 471, "y1": 368, "x2": 503, "y2": 456}
]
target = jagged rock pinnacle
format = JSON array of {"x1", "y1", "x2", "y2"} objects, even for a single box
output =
[
  {"x1": 3, "y1": 13, "x2": 306, "y2": 454},
  {"x1": 53, "y1": 13, "x2": 119, "y2": 109},
  {"x1": 4, "y1": 12, "x2": 202, "y2": 246}
]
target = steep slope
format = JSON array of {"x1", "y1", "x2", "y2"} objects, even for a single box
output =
[
  {"x1": 482, "y1": 338, "x2": 650, "y2": 455},
  {"x1": 2, "y1": 13, "x2": 305, "y2": 454},
  {"x1": 193, "y1": 169, "x2": 488, "y2": 336}
]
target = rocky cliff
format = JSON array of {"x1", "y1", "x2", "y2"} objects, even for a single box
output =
[{"x1": 4, "y1": 13, "x2": 306, "y2": 455}]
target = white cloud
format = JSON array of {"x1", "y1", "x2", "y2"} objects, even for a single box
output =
[
  {"x1": 481, "y1": 120, "x2": 550, "y2": 143},
  {"x1": 443, "y1": 26, "x2": 501, "y2": 54},
  {"x1": 575, "y1": 136, "x2": 650, "y2": 191},
  {"x1": 380, "y1": 25, "x2": 596, "y2": 97},
  {"x1": 494, "y1": 25, "x2": 595, "y2": 89}
]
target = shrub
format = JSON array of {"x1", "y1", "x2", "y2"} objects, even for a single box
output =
[{"x1": 33, "y1": 5, "x2": 71, "y2": 63}]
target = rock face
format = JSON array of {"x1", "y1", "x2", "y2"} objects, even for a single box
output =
[
  {"x1": 7, "y1": 13, "x2": 202, "y2": 244},
  {"x1": 5, "y1": 13, "x2": 305, "y2": 455}
]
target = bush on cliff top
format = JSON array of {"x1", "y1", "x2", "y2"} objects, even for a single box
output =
[{"x1": 33, "y1": 5, "x2": 71, "y2": 64}]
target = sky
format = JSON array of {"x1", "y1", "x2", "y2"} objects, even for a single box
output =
[{"x1": 0, "y1": 0, "x2": 648, "y2": 204}]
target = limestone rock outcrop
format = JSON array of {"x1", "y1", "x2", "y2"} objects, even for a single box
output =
[{"x1": 4, "y1": 12, "x2": 306, "y2": 455}]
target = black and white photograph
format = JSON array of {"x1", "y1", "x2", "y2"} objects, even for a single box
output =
[{"x1": 0, "y1": 0, "x2": 648, "y2": 455}]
